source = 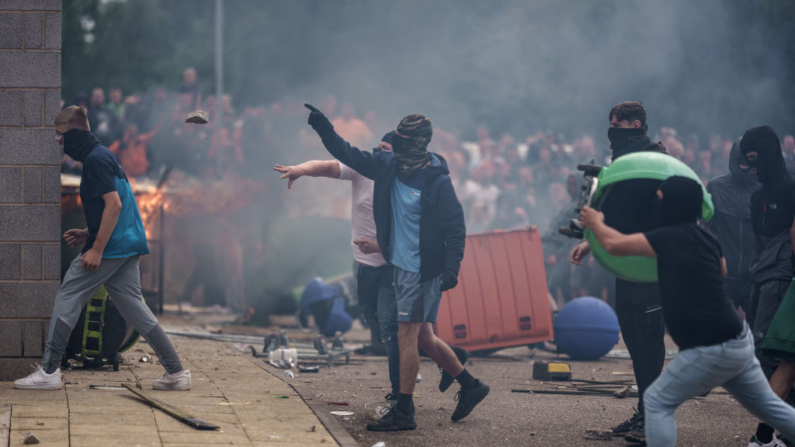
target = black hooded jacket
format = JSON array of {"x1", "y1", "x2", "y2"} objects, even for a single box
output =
[
  {"x1": 310, "y1": 115, "x2": 466, "y2": 282},
  {"x1": 706, "y1": 141, "x2": 757, "y2": 281}
]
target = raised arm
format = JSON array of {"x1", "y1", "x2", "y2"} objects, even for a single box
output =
[
  {"x1": 273, "y1": 160, "x2": 340, "y2": 189},
  {"x1": 579, "y1": 206, "x2": 657, "y2": 258},
  {"x1": 305, "y1": 104, "x2": 380, "y2": 180}
]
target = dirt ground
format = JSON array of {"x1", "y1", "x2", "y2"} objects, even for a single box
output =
[{"x1": 202, "y1": 315, "x2": 762, "y2": 447}]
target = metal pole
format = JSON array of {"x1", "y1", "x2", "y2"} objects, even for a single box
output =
[{"x1": 215, "y1": 0, "x2": 223, "y2": 176}]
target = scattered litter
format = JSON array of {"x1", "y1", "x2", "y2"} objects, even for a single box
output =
[
  {"x1": 139, "y1": 355, "x2": 152, "y2": 363},
  {"x1": 269, "y1": 359, "x2": 292, "y2": 369},
  {"x1": 613, "y1": 387, "x2": 631, "y2": 399},
  {"x1": 328, "y1": 402, "x2": 349, "y2": 406},
  {"x1": 307, "y1": 425, "x2": 316, "y2": 433},
  {"x1": 184, "y1": 110, "x2": 209, "y2": 124},
  {"x1": 36, "y1": 421, "x2": 44, "y2": 426},
  {"x1": 370, "y1": 372, "x2": 377, "y2": 376},
  {"x1": 330, "y1": 411, "x2": 354, "y2": 416},
  {"x1": 299, "y1": 365, "x2": 320, "y2": 373},
  {"x1": 269, "y1": 435, "x2": 280, "y2": 439},
  {"x1": 416, "y1": 373, "x2": 422, "y2": 383},
  {"x1": 276, "y1": 396, "x2": 290, "y2": 399},
  {"x1": 585, "y1": 428, "x2": 612, "y2": 441},
  {"x1": 214, "y1": 367, "x2": 219, "y2": 371},
  {"x1": 285, "y1": 371, "x2": 295, "y2": 379},
  {"x1": 372, "y1": 443, "x2": 386, "y2": 447},
  {"x1": 89, "y1": 385, "x2": 125, "y2": 391},
  {"x1": 343, "y1": 417, "x2": 352, "y2": 422},
  {"x1": 533, "y1": 361, "x2": 572, "y2": 381},
  {"x1": 611, "y1": 371, "x2": 634, "y2": 376},
  {"x1": 23, "y1": 432, "x2": 39, "y2": 444},
  {"x1": 529, "y1": 431, "x2": 536, "y2": 436}
]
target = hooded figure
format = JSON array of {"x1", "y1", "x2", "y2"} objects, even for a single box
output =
[
  {"x1": 706, "y1": 139, "x2": 758, "y2": 310},
  {"x1": 740, "y1": 126, "x2": 795, "y2": 405}
]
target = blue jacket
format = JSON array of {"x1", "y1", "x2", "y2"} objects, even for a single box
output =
[{"x1": 310, "y1": 116, "x2": 466, "y2": 282}]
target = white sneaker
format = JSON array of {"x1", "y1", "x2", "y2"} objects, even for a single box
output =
[
  {"x1": 153, "y1": 369, "x2": 191, "y2": 391},
  {"x1": 748, "y1": 434, "x2": 786, "y2": 447},
  {"x1": 14, "y1": 366, "x2": 62, "y2": 390}
]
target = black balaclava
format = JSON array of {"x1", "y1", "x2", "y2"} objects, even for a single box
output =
[
  {"x1": 729, "y1": 138, "x2": 757, "y2": 185},
  {"x1": 608, "y1": 123, "x2": 648, "y2": 152},
  {"x1": 62, "y1": 128, "x2": 101, "y2": 162},
  {"x1": 740, "y1": 126, "x2": 789, "y2": 187},
  {"x1": 652, "y1": 176, "x2": 703, "y2": 228},
  {"x1": 372, "y1": 131, "x2": 396, "y2": 154}
]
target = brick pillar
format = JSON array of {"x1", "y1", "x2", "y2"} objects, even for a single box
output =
[{"x1": 0, "y1": 0, "x2": 62, "y2": 380}]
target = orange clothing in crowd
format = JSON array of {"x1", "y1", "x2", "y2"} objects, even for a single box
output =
[
  {"x1": 109, "y1": 124, "x2": 160, "y2": 178},
  {"x1": 331, "y1": 116, "x2": 373, "y2": 149}
]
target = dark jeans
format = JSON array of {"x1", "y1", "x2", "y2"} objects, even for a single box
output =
[
  {"x1": 615, "y1": 278, "x2": 666, "y2": 415},
  {"x1": 357, "y1": 264, "x2": 400, "y2": 395}
]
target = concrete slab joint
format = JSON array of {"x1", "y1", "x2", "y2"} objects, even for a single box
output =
[{"x1": 0, "y1": 0, "x2": 61, "y2": 381}]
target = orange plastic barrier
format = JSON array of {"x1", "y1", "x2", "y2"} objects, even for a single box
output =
[{"x1": 436, "y1": 227, "x2": 553, "y2": 353}]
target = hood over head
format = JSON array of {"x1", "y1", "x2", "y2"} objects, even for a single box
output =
[
  {"x1": 652, "y1": 176, "x2": 703, "y2": 228},
  {"x1": 740, "y1": 126, "x2": 790, "y2": 187}
]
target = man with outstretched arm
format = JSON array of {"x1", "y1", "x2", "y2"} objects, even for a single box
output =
[
  {"x1": 273, "y1": 132, "x2": 469, "y2": 410},
  {"x1": 14, "y1": 106, "x2": 190, "y2": 391},
  {"x1": 578, "y1": 176, "x2": 795, "y2": 447},
  {"x1": 304, "y1": 104, "x2": 488, "y2": 431}
]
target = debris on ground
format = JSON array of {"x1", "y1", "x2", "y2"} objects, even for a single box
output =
[
  {"x1": 121, "y1": 383, "x2": 220, "y2": 430},
  {"x1": 372, "y1": 442, "x2": 386, "y2": 447},
  {"x1": 330, "y1": 411, "x2": 354, "y2": 416},
  {"x1": 585, "y1": 428, "x2": 612, "y2": 441},
  {"x1": 184, "y1": 110, "x2": 209, "y2": 124},
  {"x1": 307, "y1": 425, "x2": 316, "y2": 433},
  {"x1": 613, "y1": 386, "x2": 631, "y2": 398},
  {"x1": 285, "y1": 371, "x2": 295, "y2": 379},
  {"x1": 532, "y1": 361, "x2": 572, "y2": 381},
  {"x1": 23, "y1": 432, "x2": 39, "y2": 444},
  {"x1": 299, "y1": 365, "x2": 320, "y2": 373},
  {"x1": 139, "y1": 354, "x2": 152, "y2": 363},
  {"x1": 416, "y1": 373, "x2": 422, "y2": 383},
  {"x1": 36, "y1": 421, "x2": 44, "y2": 426},
  {"x1": 328, "y1": 402, "x2": 349, "y2": 406},
  {"x1": 611, "y1": 371, "x2": 634, "y2": 376},
  {"x1": 276, "y1": 396, "x2": 289, "y2": 399}
]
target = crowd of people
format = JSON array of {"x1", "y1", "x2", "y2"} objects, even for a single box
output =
[{"x1": 59, "y1": 67, "x2": 795, "y2": 309}]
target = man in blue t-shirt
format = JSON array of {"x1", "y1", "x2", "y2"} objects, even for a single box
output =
[
  {"x1": 306, "y1": 105, "x2": 489, "y2": 432},
  {"x1": 14, "y1": 106, "x2": 190, "y2": 391}
]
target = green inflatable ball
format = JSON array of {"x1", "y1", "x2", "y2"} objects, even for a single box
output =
[{"x1": 584, "y1": 152, "x2": 714, "y2": 283}]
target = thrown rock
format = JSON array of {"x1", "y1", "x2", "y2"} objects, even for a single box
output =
[
  {"x1": 184, "y1": 110, "x2": 209, "y2": 124},
  {"x1": 23, "y1": 432, "x2": 40, "y2": 444}
]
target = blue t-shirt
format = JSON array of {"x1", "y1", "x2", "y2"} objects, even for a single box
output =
[
  {"x1": 80, "y1": 145, "x2": 150, "y2": 258},
  {"x1": 389, "y1": 170, "x2": 426, "y2": 272}
]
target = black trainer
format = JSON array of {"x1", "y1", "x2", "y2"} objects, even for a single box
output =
[
  {"x1": 451, "y1": 380, "x2": 489, "y2": 422},
  {"x1": 612, "y1": 410, "x2": 642, "y2": 434},
  {"x1": 384, "y1": 393, "x2": 415, "y2": 415},
  {"x1": 366, "y1": 407, "x2": 417, "y2": 432},
  {"x1": 439, "y1": 347, "x2": 470, "y2": 393}
]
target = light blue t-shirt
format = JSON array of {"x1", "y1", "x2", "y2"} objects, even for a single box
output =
[{"x1": 389, "y1": 172, "x2": 425, "y2": 272}]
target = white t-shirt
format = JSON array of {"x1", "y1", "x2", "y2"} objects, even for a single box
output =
[{"x1": 338, "y1": 161, "x2": 387, "y2": 267}]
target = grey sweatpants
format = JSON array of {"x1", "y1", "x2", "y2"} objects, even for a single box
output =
[{"x1": 41, "y1": 254, "x2": 182, "y2": 375}]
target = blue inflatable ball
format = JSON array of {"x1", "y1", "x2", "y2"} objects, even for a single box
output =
[{"x1": 553, "y1": 297, "x2": 620, "y2": 361}]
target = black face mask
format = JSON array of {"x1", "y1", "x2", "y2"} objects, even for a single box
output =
[
  {"x1": 607, "y1": 127, "x2": 646, "y2": 151},
  {"x1": 740, "y1": 126, "x2": 789, "y2": 187},
  {"x1": 372, "y1": 147, "x2": 381, "y2": 154},
  {"x1": 652, "y1": 176, "x2": 703, "y2": 228},
  {"x1": 62, "y1": 129, "x2": 101, "y2": 162}
]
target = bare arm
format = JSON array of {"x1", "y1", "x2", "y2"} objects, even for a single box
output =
[
  {"x1": 579, "y1": 206, "x2": 657, "y2": 258},
  {"x1": 273, "y1": 160, "x2": 341, "y2": 189}
]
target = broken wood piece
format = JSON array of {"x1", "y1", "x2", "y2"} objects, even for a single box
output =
[
  {"x1": 585, "y1": 428, "x2": 612, "y2": 440},
  {"x1": 121, "y1": 383, "x2": 220, "y2": 430}
]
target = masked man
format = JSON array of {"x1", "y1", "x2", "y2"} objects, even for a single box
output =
[
  {"x1": 739, "y1": 126, "x2": 795, "y2": 446},
  {"x1": 579, "y1": 176, "x2": 795, "y2": 447},
  {"x1": 305, "y1": 104, "x2": 488, "y2": 432},
  {"x1": 707, "y1": 139, "x2": 758, "y2": 311},
  {"x1": 14, "y1": 106, "x2": 190, "y2": 391},
  {"x1": 570, "y1": 102, "x2": 667, "y2": 435}
]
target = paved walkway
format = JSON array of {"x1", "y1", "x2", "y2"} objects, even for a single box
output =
[{"x1": 0, "y1": 324, "x2": 347, "y2": 447}]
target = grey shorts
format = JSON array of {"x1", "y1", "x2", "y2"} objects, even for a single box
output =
[{"x1": 394, "y1": 267, "x2": 441, "y2": 323}]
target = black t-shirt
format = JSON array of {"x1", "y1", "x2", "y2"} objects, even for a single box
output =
[
  {"x1": 751, "y1": 182, "x2": 795, "y2": 238},
  {"x1": 644, "y1": 222, "x2": 743, "y2": 350},
  {"x1": 80, "y1": 146, "x2": 124, "y2": 253}
]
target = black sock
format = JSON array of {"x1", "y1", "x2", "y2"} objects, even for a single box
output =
[
  {"x1": 756, "y1": 422, "x2": 774, "y2": 444},
  {"x1": 455, "y1": 369, "x2": 477, "y2": 388},
  {"x1": 396, "y1": 393, "x2": 413, "y2": 414}
]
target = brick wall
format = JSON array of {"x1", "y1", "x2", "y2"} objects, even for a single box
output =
[{"x1": 0, "y1": 0, "x2": 61, "y2": 380}]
